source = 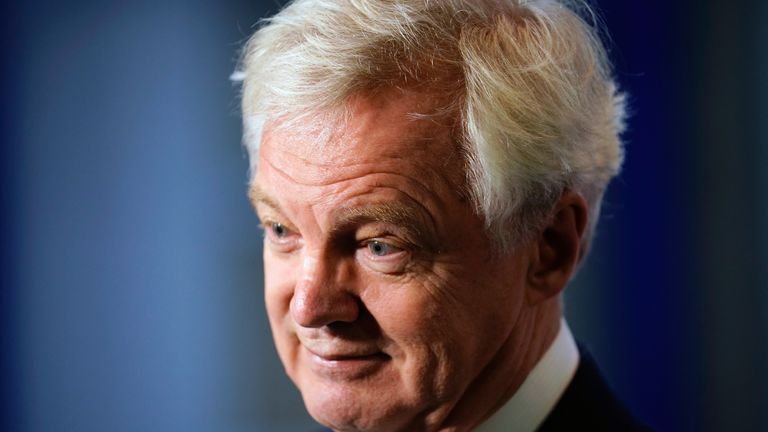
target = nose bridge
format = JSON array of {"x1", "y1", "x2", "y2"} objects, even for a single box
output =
[
  {"x1": 300, "y1": 253, "x2": 322, "y2": 286},
  {"x1": 290, "y1": 248, "x2": 358, "y2": 328}
]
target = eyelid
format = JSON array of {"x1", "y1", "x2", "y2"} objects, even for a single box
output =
[
  {"x1": 257, "y1": 209, "x2": 298, "y2": 234},
  {"x1": 264, "y1": 221, "x2": 297, "y2": 237},
  {"x1": 357, "y1": 239, "x2": 410, "y2": 274},
  {"x1": 261, "y1": 219, "x2": 302, "y2": 253},
  {"x1": 364, "y1": 239, "x2": 405, "y2": 256},
  {"x1": 360, "y1": 231, "x2": 419, "y2": 253},
  {"x1": 360, "y1": 237, "x2": 409, "y2": 260}
]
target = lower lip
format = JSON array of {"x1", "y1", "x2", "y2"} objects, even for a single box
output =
[{"x1": 304, "y1": 347, "x2": 390, "y2": 380}]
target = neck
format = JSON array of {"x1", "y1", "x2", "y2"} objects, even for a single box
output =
[{"x1": 435, "y1": 297, "x2": 562, "y2": 432}]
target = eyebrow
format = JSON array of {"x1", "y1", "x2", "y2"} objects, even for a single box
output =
[
  {"x1": 249, "y1": 184, "x2": 284, "y2": 215},
  {"x1": 249, "y1": 184, "x2": 436, "y2": 249},
  {"x1": 333, "y1": 202, "x2": 425, "y2": 234},
  {"x1": 332, "y1": 201, "x2": 439, "y2": 252}
]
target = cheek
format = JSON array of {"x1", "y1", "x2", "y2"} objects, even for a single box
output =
[
  {"x1": 362, "y1": 273, "x2": 444, "y2": 340},
  {"x1": 263, "y1": 251, "x2": 296, "y2": 308},
  {"x1": 363, "y1": 276, "x2": 468, "y2": 394},
  {"x1": 402, "y1": 266, "x2": 521, "y2": 383},
  {"x1": 263, "y1": 252, "x2": 299, "y2": 349}
]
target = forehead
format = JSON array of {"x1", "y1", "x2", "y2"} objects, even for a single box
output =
[{"x1": 257, "y1": 91, "x2": 463, "y2": 181}]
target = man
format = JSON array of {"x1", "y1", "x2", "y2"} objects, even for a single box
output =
[{"x1": 235, "y1": 0, "x2": 645, "y2": 430}]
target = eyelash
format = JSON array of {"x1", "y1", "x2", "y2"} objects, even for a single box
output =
[
  {"x1": 268, "y1": 222, "x2": 289, "y2": 238},
  {"x1": 261, "y1": 221, "x2": 301, "y2": 252},
  {"x1": 363, "y1": 239, "x2": 404, "y2": 257},
  {"x1": 259, "y1": 218, "x2": 413, "y2": 272}
]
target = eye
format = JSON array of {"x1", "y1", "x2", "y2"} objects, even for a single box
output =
[
  {"x1": 367, "y1": 240, "x2": 401, "y2": 257},
  {"x1": 262, "y1": 221, "x2": 301, "y2": 252},
  {"x1": 358, "y1": 239, "x2": 409, "y2": 274},
  {"x1": 270, "y1": 222, "x2": 288, "y2": 238}
]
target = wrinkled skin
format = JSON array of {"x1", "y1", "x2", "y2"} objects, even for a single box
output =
[{"x1": 250, "y1": 91, "x2": 578, "y2": 432}]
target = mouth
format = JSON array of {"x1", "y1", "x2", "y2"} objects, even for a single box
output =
[
  {"x1": 302, "y1": 346, "x2": 391, "y2": 379},
  {"x1": 306, "y1": 347, "x2": 390, "y2": 361}
]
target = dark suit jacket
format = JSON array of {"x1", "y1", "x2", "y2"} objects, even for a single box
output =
[
  {"x1": 537, "y1": 345, "x2": 650, "y2": 431},
  {"x1": 315, "y1": 345, "x2": 650, "y2": 431}
]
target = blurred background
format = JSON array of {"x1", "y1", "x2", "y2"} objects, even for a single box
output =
[{"x1": 1, "y1": 0, "x2": 766, "y2": 431}]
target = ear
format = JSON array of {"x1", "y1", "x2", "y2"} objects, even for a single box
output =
[{"x1": 526, "y1": 190, "x2": 588, "y2": 305}]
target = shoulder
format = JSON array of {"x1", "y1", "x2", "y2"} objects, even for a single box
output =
[{"x1": 537, "y1": 345, "x2": 652, "y2": 432}]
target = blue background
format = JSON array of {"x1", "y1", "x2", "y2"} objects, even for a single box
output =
[{"x1": 2, "y1": 1, "x2": 766, "y2": 431}]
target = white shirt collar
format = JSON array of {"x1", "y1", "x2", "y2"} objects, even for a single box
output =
[{"x1": 474, "y1": 318, "x2": 580, "y2": 432}]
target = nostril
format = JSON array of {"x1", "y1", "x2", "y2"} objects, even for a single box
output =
[
  {"x1": 290, "y1": 279, "x2": 360, "y2": 328},
  {"x1": 290, "y1": 252, "x2": 361, "y2": 327}
]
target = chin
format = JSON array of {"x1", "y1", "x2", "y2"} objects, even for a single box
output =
[
  {"x1": 298, "y1": 376, "x2": 419, "y2": 432},
  {"x1": 303, "y1": 387, "x2": 380, "y2": 431}
]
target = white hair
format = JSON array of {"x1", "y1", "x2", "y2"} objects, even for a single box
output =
[{"x1": 235, "y1": 0, "x2": 627, "y2": 252}]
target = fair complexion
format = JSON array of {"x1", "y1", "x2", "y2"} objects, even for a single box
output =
[{"x1": 249, "y1": 91, "x2": 587, "y2": 432}]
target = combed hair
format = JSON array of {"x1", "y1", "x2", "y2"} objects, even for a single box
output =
[{"x1": 235, "y1": 0, "x2": 627, "y2": 253}]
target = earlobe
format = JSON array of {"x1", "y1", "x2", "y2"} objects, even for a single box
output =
[{"x1": 525, "y1": 190, "x2": 588, "y2": 305}]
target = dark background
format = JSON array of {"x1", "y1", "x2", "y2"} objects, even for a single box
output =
[{"x1": 2, "y1": 1, "x2": 766, "y2": 431}]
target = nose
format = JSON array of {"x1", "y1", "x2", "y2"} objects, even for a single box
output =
[{"x1": 289, "y1": 252, "x2": 359, "y2": 328}]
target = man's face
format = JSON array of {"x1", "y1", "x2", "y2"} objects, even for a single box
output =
[{"x1": 251, "y1": 92, "x2": 532, "y2": 431}]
